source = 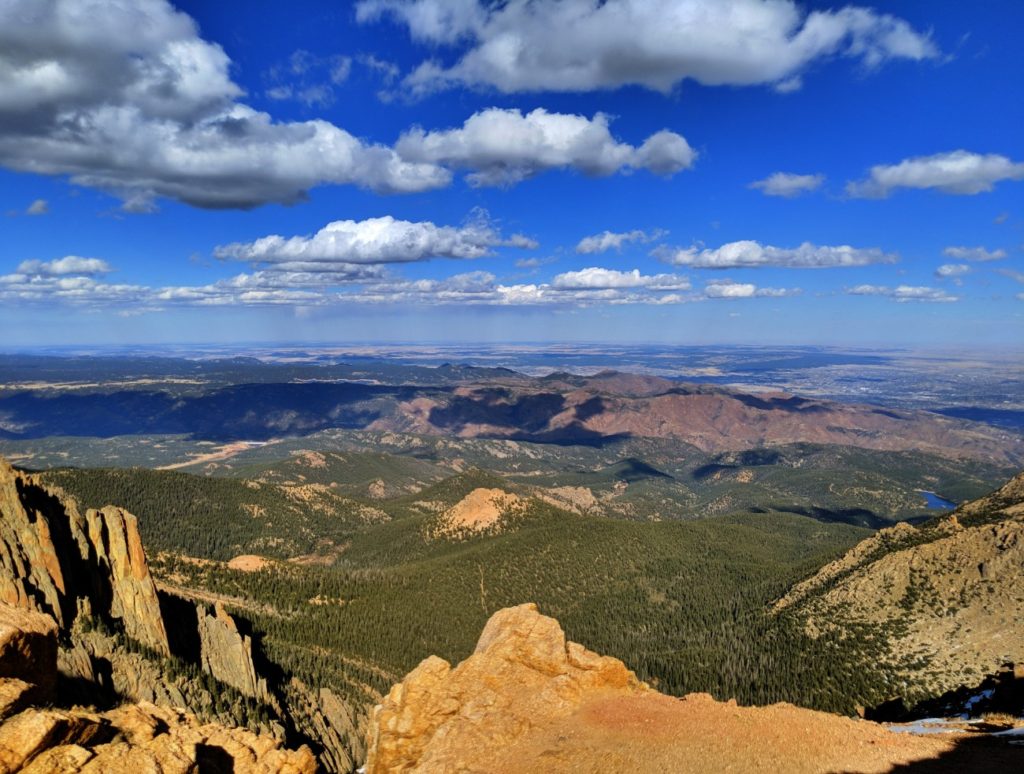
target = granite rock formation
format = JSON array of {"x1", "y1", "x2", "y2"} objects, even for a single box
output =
[
  {"x1": 0, "y1": 601, "x2": 316, "y2": 774},
  {"x1": 0, "y1": 454, "x2": 365, "y2": 771},
  {"x1": 0, "y1": 458, "x2": 168, "y2": 655},
  {"x1": 197, "y1": 601, "x2": 271, "y2": 704},
  {"x1": 364, "y1": 603, "x2": 987, "y2": 773}
]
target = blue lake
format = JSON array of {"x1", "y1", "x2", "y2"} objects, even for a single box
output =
[{"x1": 920, "y1": 490, "x2": 957, "y2": 510}]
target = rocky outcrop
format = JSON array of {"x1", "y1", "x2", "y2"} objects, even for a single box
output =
[
  {"x1": 0, "y1": 455, "x2": 367, "y2": 771},
  {"x1": 774, "y1": 520, "x2": 918, "y2": 611},
  {"x1": 0, "y1": 600, "x2": 315, "y2": 774},
  {"x1": 197, "y1": 601, "x2": 271, "y2": 704},
  {"x1": 365, "y1": 603, "x2": 963, "y2": 773},
  {"x1": 284, "y1": 678, "x2": 366, "y2": 774},
  {"x1": 432, "y1": 487, "x2": 525, "y2": 538},
  {"x1": 3, "y1": 702, "x2": 317, "y2": 774},
  {"x1": 365, "y1": 603, "x2": 647, "y2": 771},
  {"x1": 0, "y1": 459, "x2": 168, "y2": 655},
  {"x1": 0, "y1": 600, "x2": 313, "y2": 772}
]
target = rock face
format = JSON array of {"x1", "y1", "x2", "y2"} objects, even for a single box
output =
[
  {"x1": 0, "y1": 458, "x2": 168, "y2": 655},
  {"x1": 0, "y1": 455, "x2": 364, "y2": 772},
  {"x1": 777, "y1": 470, "x2": 1024, "y2": 699},
  {"x1": 0, "y1": 606, "x2": 57, "y2": 705},
  {"x1": 365, "y1": 603, "x2": 962, "y2": 773},
  {"x1": 0, "y1": 601, "x2": 316, "y2": 774},
  {"x1": 197, "y1": 601, "x2": 271, "y2": 703},
  {"x1": 284, "y1": 678, "x2": 366, "y2": 774},
  {"x1": 365, "y1": 603, "x2": 646, "y2": 772}
]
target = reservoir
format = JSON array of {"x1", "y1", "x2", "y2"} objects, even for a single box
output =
[{"x1": 920, "y1": 490, "x2": 957, "y2": 510}]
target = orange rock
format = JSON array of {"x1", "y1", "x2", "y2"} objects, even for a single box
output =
[
  {"x1": 365, "y1": 603, "x2": 959, "y2": 774},
  {"x1": 0, "y1": 459, "x2": 169, "y2": 657}
]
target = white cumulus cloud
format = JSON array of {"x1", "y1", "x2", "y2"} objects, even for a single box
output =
[
  {"x1": 575, "y1": 229, "x2": 664, "y2": 254},
  {"x1": 847, "y1": 151, "x2": 1024, "y2": 198},
  {"x1": 395, "y1": 108, "x2": 695, "y2": 186},
  {"x1": 357, "y1": 0, "x2": 937, "y2": 95},
  {"x1": 214, "y1": 214, "x2": 535, "y2": 267},
  {"x1": 552, "y1": 267, "x2": 689, "y2": 291},
  {"x1": 657, "y1": 240, "x2": 897, "y2": 269},
  {"x1": 16, "y1": 256, "x2": 112, "y2": 276},
  {"x1": 846, "y1": 284, "x2": 958, "y2": 302},
  {"x1": 749, "y1": 172, "x2": 824, "y2": 198},
  {"x1": 703, "y1": 279, "x2": 798, "y2": 299},
  {"x1": 0, "y1": 0, "x2": 453, "y2": 209},
  {"x1": 942, "y1": 245, "x2": 1007, "y2": 262}
]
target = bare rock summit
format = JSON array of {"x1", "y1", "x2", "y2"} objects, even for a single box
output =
[{"x1": 364, "y1": 603, "x2": 964, "y2": 773}]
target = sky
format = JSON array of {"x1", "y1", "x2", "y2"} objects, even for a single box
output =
[{"x1": 1, "y1": 0, "x2": 1022, "y2": 348}]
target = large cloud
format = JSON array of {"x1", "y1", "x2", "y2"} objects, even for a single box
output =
[
  {"x1": 357, "y1": 0, "x2": 937, "y2": 95},
  {"x1": 395, "y1": 109, "x2": 695, "y2": 186},
  {"x1": 214, "y1": 215, "x2": 536, "y2": 267},
  {"x1": 847, "y1": 151, "x2": 1024, "y2": 198},
  {"x1": 0, "y1": 1, "x2": 690, "y2": 209},
  {"x1": 657, "y1": 240, "x2": 897, "y2": 269},
  {"x1": 0, "y1": 0, "x2": 450, "y2": 209}
]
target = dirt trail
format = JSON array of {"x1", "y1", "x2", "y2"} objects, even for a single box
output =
[{"x1": 156, "y1": 440, "x2": 273, "y2": 470}]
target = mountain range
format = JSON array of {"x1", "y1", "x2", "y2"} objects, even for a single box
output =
[{"x1": 3, "y1": 370, "x2": 1021, "y2": 467}]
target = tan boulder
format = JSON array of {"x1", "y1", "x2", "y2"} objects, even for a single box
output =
[
  {"x1": 0, "y1": 708, "x2": 109, "y2": 773},
  {"x1": 0, "y1": 680, "x2": 34, "y2": 723},
  {"x1": 0, "y1": 701, "x2": 316, "y2": 773},
  {"x1": 365, "y1": 603, "x2": 647, "y2": 772}
]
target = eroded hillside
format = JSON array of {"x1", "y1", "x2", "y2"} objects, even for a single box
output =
[{"x1": 777, "y1": 472, "x2": 1024, "y2": 704}]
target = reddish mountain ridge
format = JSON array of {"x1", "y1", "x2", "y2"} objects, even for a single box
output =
[{"x1": 367, "y1": 373, "x2": 1023, "y2": 465}]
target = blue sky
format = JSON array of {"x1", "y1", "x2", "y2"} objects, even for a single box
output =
[{"x1": 1, "y1": 0, "x2": 1022, "y2": 348}]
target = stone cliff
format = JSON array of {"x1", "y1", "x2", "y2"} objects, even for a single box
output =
[
  {"x1": 365, "y1": 603, "x2": 970, "y2": 773},
  {"x1": 0, "y1": 601, "x2": 315, "y2": 774},
  {"x1": 0, "y1": 454, "x2": 364, "y2": 772},
  {"x1": 197, "y1": 600, "x2": 272, "y2": 704},
  {"x1": 0, "y1": 457, "x2": 168, "y2": 655}
]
